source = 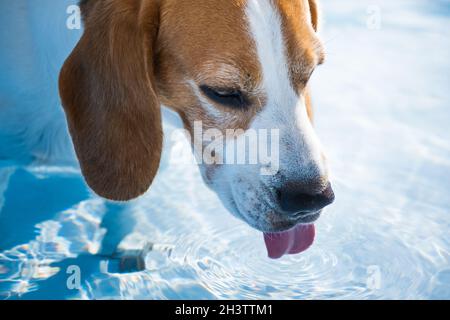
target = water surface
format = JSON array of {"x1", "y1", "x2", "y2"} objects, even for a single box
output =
[{"x1": 0, "y1": 0, "x2": 449, "y2": 299}]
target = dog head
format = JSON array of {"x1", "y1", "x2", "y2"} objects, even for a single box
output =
[{"x1": 60, "y1": 0, "x2": 334, "y2": 251}]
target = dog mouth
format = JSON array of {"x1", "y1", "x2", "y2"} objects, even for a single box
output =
[
  {"x1": 236, "y1": 201, "x2": 321, "y2": 259},
  {"x1": 262, "y1": 211, "x2": 321, "y2": 259},
  {"x1": 263, "y1": 223, "x2": 316, "y2": 259},
  {"x1": 227, "y1": 186, "x2": 322, "y2": 259}
]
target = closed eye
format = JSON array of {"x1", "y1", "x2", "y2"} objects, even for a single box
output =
[{"x1": 199, "y1": 85, "x2": 249, "y2": 109}]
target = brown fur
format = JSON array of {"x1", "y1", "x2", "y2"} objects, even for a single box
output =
[
  {"x1": 155, "y1": 0, "x2": 264, "y2": 133},
  {"x1": 274, "y1": 0, "x2": 323, "y2": 121},
  {"x1": 59, "y1": 0, "x2": 162, "y2": 201}
]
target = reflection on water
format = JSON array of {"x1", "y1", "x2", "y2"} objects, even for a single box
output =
[{"x1": 0, "y1": 0, "x2": 449, "y2": 299}]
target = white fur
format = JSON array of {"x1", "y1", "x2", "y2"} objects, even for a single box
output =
[{"x1": 244, "y1": 0, "x2": 327, "y2": 183}]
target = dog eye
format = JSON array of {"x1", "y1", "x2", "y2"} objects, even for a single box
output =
[{"x1": 200, "y1": 85, "x2": 248, "y2": 109}]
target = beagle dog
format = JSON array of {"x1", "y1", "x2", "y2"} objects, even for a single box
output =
[{"x1": 59, "y1": 0, "x2": 335, "y2": 259}]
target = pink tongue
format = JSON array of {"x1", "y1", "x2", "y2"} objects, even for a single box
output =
[{"x1": 263, "y1": 224, "x2": 315, "y2": 259}]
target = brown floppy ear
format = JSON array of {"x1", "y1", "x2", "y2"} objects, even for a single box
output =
[
  {"x1": 59, "y1": 0, "x2": 162, "y2": 201},
  {"x1": 308, "y1": 0, "x2": 320, "y2": 32}
]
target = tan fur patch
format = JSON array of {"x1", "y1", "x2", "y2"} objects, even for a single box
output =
[
  {"x1": 274, "y1": 0, "x2": 325, "y2": 92},
  {"x1": 155, "y1": 0, "x2": 266, "y2": 134}
]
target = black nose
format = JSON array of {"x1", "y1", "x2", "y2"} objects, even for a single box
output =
[{"x1": 278, "y1": 183, "x2": 335, "y2": 215}]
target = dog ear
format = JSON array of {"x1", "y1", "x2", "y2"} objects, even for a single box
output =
[
  {"x1": 308, "y1": 0, "x2": 320, "y2": 32},
  {"x1": 59, "y1": 0, "x2": 162, "y2": 201}
]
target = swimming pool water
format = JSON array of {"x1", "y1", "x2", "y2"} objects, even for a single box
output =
[{"x1": 0, "y1": 0, "x2": 449, "y2": 299}]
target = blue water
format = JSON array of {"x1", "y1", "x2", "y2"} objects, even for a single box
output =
[{"x1": 0, "y1": 0, "x2": 449, "y2": 299}]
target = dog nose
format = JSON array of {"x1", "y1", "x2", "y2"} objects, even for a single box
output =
[{"x1": 278, "y1": 183, "x2": 335, "y2": 215}]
